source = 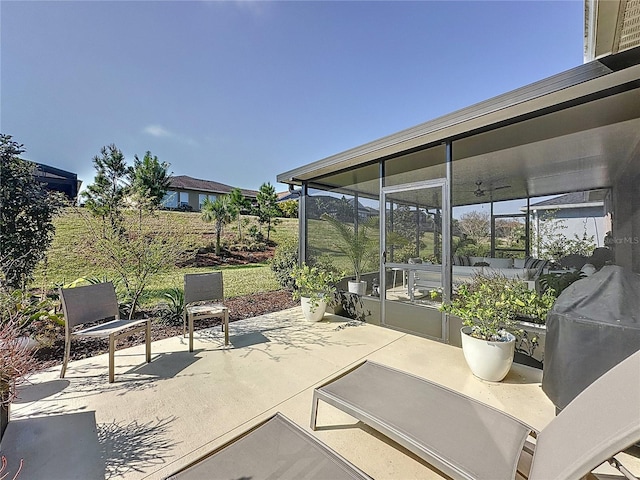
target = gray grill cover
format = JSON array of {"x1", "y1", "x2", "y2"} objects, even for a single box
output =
[{"x1": 542, "y1": 265, "x2": 640, "y2": 410}]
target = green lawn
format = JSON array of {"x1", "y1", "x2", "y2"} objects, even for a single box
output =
[{"x1": 34, "y1": 209, "x2": 296, "y2": 304}]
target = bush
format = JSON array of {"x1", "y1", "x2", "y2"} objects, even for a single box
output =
[
  {"x1": 158, "y1": 287, "x2": 184, "y2": 326},
  {"x1": 441, "y1": 273, "x2": 556, "y2": 340},
  {"x1": 0, "y1": 135, "x2": 64, "y2": 289},
  {"x1": 270, "y1": 238, "x2": 298, "y2": 290},
  {"x1": 0, "y1": 288, "x2": 64, "y2": 348}
]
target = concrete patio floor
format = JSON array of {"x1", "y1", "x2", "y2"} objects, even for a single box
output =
[{"x1": 1, "y1": 307, "x2": 636, "y2": 479}]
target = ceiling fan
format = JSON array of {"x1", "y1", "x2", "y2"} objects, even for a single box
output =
[{"x1": 472, "y1": 181, "x2": 511, "y2": 197}]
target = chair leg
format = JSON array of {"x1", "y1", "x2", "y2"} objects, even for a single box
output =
[
  {"x1": 145, "y1": 320, "x2": 151, "y2": 363},
  {"x1": 310, "y1": 395, "x2": 319, "y2": 430},
  {"x1": 109, "y1": 333, "x2": 115, "y2": 383},
  {"x1": 60, "y1": 336, "x2": 72, "y2": 379},
  {"x1": 223, "y1": 309, "x2": 229, "y2": 346},
  {"x1": 183, "y1": 311, "x2": 187, "y2": 338},
  {"x1": 189, "y1": 314, "x2": 194, "y2": 353}
]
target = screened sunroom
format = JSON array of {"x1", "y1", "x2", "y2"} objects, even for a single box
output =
[{"x1": 277, "y1": 45, "x2": 640, "y2": 344}]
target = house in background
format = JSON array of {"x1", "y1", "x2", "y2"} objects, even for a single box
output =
[
  {"x1": 33, "y1": 163, "x2": 81, "y2": 202},
  {"x1": 162, "y1": 175, "x2": 258, "y2": 212},
  {"x1": 528, "y1": 190, "x2": 609, "y2": 255}
]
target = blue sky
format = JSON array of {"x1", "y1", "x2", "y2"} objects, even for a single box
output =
[{"x1": 1, "y1": 1, "x2": 584, "y2": 193}]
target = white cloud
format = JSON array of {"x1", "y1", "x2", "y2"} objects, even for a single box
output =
[
  {"x1": 143, "y1": 125, "x2": 172, "y2": 138},
  {"x1": 143, "y1": 125, "x2": 198, "y2": 147}
]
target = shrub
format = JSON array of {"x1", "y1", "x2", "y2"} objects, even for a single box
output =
[
  {"x1": 441, "y1": 273, "x2": 556, "y2": 340},
  {"x1": 291, "y1": 263, "x2": 344, "y2": 313},
  {"x1": 159, "y1": 287, "x2": 184, "y2": 326},
  {"x1": 0, "y1": 320, "x2": 37, "y2": 405},
  {"x1": 0, "y1": 135, "x2": 64, "y2": 289},
  {"x1": 270, "y1": 238, "x2": 298, "y2": 290},
  {"x1": 0, "y1": 288, "x2": 63, "y2": 348}
]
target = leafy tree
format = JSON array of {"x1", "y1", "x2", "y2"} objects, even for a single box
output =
[
  {"x1": 80, "y1": 145, "x2": 180, "y2": 318},
  {"x1": 270, "y1": 237, "x2": 299, "y2": 290},
  {"x1": 255, "y1": 182, "x2": 280, "y2": 242},
  {"x1": 82, "y1": 144, "x2": 130, "y2": 234},
  {"x1": 0, "y1": 134, "x2": 63, "y2": 289},
  {"x1": 201, "y1": 195, "x2": 238, "y2": 255},
  {"x1": 228, "y1": 188, "x2": 250, "y2": 241},
  {"x1": 531, "y1": 210, "x2": 596, "y2": 260},
  {"x1": 278, "y1": 199, "x2": 298, "y2": 218},
  {"x1": 335, "y1": 196, "x2": 354, "y2": 222},
  {"x1": 82, "y1": 211, "x2": 188, "y2": 319},
  {"x1": 129, "y1": 151, "x2": 171, "y2": 220}
]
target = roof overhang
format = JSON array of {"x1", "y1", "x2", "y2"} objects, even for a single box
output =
[
  {"x1": 277, "y1": 46, "x2": 640, "y2": 193},
  {"x1": 585, "y1": 0, "x2": 640, "y2": 62}
]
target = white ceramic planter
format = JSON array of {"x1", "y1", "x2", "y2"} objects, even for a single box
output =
[
  {"x1": 460, "y1": 326, "x2": 515, "y2": 382},
  {"x1": 348, "y1": 280, "x2": 367, "y2": 295},
  {"x1": 300, "y1": 297, "x2": 327, "y2": 322},
  {"x1": 17, "y1": 336, "x2": 39, "y2": 350}
]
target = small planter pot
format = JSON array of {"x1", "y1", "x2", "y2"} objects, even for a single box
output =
[
  {"x1": 300, "y1": 297, "x2": 328, "y2": 322},
  {"x1": 17, "y1": 336, "x2": 39, "y2": 351},
  {"x1": 460, "y1": 326, "x2": 515, "y2": 382},
  {"x1": 348, "y1": 280, "x2": 367, "y2": 295}
]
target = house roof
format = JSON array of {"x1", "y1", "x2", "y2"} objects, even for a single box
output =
[
  {"x1": 529, "y1": 190, "x2": 607, "y2": 210},
  {"x1": 169, "y1": 175, "x2": 259, "y2": 198}
]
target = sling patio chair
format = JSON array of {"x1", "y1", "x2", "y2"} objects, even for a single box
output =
[
  {"x1": 311, "y1": 351, "x2": 640, "y2": 480},
  {"x1": 59, "y1": 282, "x2": 152, "y2": 383},
  {"x1": 184, "y1": 272, "x2": 229, "y2": 352},
  {"x1": 165, "y1": 412, "x2": 371, "y2": 479}
]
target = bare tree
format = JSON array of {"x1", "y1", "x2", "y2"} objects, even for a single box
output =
[{"x1": 458, "y1": 211, "x2": 490, "y2": 240}]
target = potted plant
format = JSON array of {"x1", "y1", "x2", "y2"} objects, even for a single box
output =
[
  {"x1": 441, "y1": 273, "x2": 523, "y2": 382},
  {"x1": 321, "y1": 214, "x2": 376, "y2": 295},
  {"x1": 291, "y1": 263, "x2": 344, "y2": 322}
]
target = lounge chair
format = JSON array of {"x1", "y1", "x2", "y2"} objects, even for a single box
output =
[
  {"x1": 59, "y1": 282, "x2": 152, "y2": 383},
  {"x1": 165, "y1": 413, "x2": 371, "y2": 479},
  {"x1": 311, "y1": 351, "x2": 640, "y2": 480},
  {"x1": 183, "y1": 272, "x2": 229, "y2": 352}
]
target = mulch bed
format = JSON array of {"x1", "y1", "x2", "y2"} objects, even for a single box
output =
[
  {"x1": 178, "y1": 244, "x2": 276, "y2": 267},
  {"x1": 33, "y1": 290, "x2": 298, "y2": 373}
]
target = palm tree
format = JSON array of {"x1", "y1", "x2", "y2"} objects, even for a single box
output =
[
  {"x1": 321, "y1": 214, "x2": 376, "y2": 283},
  {"x1": 201, "y1": 195, "x2": 238, "y2": 255},
  {"x1": 229, "y1": 188, "x2": 250, "y2": 242}
]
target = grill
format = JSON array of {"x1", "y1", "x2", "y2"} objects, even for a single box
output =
[{"x1": 542, "y1": 265, "x2": 640, "y2": 412}]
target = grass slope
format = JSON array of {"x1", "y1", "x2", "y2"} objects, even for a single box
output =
[{"x1": 34, "y1": 209, "x2": 298, "y2": 303}]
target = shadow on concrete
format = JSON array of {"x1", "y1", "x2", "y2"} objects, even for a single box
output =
[
  {"x1": 14, "y1": 379, "x2": 70, "y2": 404},
  {"x1": 98, "y1": 416, "x2": 178, "y2": 479},
  {"x1": 1, "y1": 411, "x2": 104, "y2": 479},
  {"x1": 0, "y1": 411, "x2": 177, "y2": 480},
  {"x1": 128, "y1": 350, "x2": 201, "y2": 378},
  {"x1": 230, "y1": 332, "x2": 270, "y2": 349}
]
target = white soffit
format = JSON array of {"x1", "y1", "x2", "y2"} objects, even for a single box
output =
[
  {"x1": 619, "y1": 0, "x2": 640, "y2": 52},
  {"x1": 588, "y1": 0, "x2": 640, "y2": 60}
]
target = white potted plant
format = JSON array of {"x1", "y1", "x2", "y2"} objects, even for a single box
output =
[
  {"x1": 441, "y1": 274, "x2": 519, "y2": 382},
  {"x1": 291, "y1": 263, "x2": 344, "y2": 322},
  {"x1": 321, "y1": 214, "x2": 375, "y2": 295}
]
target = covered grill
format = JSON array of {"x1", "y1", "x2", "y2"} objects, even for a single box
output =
[{"x1": 542, "y1": 265, "x2": 640, "y2": 411}]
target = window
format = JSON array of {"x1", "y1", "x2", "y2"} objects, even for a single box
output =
[{"x1": 162, "y1": 191, "x2": 178, "y2": 208}]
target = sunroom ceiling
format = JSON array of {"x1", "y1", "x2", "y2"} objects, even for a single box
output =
[{"x1": 451, "y1": 88, "x2": 640, "y2": 207}]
